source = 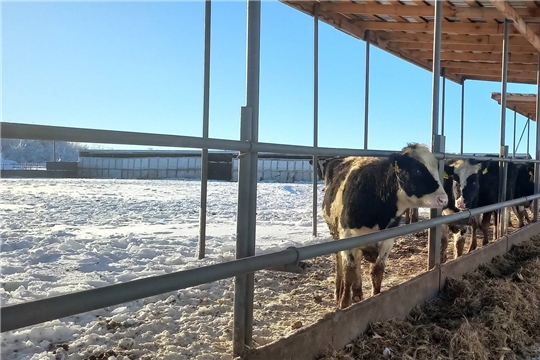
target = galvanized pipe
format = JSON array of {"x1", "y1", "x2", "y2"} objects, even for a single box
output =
[
  {"x1": 4, "y1": 192, "x2": 540, "y2": 334},
  {"x1": 441, "y1": 68, "x2": 446, "y2": 136},
  {"x1": 534, "y1": 54, "x2": 540, "y2": 223},
  {"x1": 497, "y1": 19, "x2": 509, "y2": 236},
  {"x1": 513, "y1": 108, "x2": 517, "y2": 159},
  {"x1": 528, "y1": 116, "x2": 531, "y2": 157},
  {"x1": 516, "y1": 117, "x2": 529, "y2": 155},
  {"x1": 364, "y1": 29, "x2": 370, "y2": 150},
  {"x1": 460, "y1": 80, "x2": 465, "y2": 154},
  {"x1": 312, "y1": 3, "x2": 319, "y2": 237},
  {"x1": 4, "y1": 122, "x2": 540, "y2": 164},
  {"x1": 428, "y1": 0, "x2": 443, "y2": 270},
  {"x1": 198, "y1": 0, "x2": 212, "y2": 260}
]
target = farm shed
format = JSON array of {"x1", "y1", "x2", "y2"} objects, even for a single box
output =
[{"x1": 78, "y1": 149, "x2": 316, "y2": 183}]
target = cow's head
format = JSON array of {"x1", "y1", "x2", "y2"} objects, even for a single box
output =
[
  {"x1": 450, "y1": 158, "x2": 490, "y2": 210},
  {"x1": 310, "y1": 156, "x2": 345, "y2": 183},
  {"x1": 389, "y1": 143, "x2": 448, "y2": 209}
]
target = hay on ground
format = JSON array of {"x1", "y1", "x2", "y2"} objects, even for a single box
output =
[{"x1": 319, "y1": 235, "x2": 540, "y2": 360}]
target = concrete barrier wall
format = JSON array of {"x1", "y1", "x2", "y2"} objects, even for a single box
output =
[
  {"x1": 0, "y1": 170, "x2": 78, "y2": 178},
  {"x1": 243, "y1": 222, "x2": 540, "y2": 360}
]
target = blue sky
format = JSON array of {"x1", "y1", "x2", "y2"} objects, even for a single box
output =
[{"x1": 2, "y1": 0, "x2": 538, "y2": 155}]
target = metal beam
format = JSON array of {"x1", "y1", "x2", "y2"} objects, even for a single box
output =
[
  {"x1": 428, "y1": 0, "x2": 443, "y2": 271},
  {"x1": 233, "y1": 0, "x2": 261, "y2": 355},
  {"x1": 460, "y1": 80, "x2": 465, "y2": 155},
  {"x1": 364, "y1": 29, "x2": 370, "y2": 150},
  {"x1": 497, "y1": 19, "x2": 510, "y2": 239},
  {"x1": 441, "y1": 68, "x2": 446, "y2": 136},
  {"x1": 312, "y1": 3, "x2": 319, "y2": 237},
  {"x1": 535, "y1": 55, "x2": 540, "y2": 223},
  {"x1": 198, "y1": 0, "x2": 212, "y2": 260},
  {"x1": 513, "y1": 108, "x2": 517, "y2": 158}
]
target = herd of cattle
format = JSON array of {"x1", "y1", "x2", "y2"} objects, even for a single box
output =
[{"x1": 309, "y1": 143, "x2": 536, "y2": 309}]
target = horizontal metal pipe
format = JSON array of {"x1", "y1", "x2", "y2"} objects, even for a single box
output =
[
  {"x1": 4, "y1": 192, "x2": 540, "y2": 333},
  {"x1": 3, "y1": 122, "x2": 540, "y2": 164}
]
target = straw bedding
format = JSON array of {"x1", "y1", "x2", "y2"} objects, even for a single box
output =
[{"x1": 319, "y1": 235, "x2": 540, "y2": 360}]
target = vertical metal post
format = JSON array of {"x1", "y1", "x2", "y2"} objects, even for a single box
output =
[
  {"x1": 527, "y1": 116, "x2": 531, "y2": 157},
  {"x1": 198, "y1": 0, "x2": 212, "y2": 260},
  {"x1": 233, "y1": 0, "x2": 260, "y2": 355},
  {"x1": 534, "y1": 55, "x2": 540, "y2": 223},
  {"x1": 499, "y1": 145, "x2": 509, "y2": 237},
  {"x1": 460, "y1": 80, "x2": 465, "y2": 154},
  {"x1": 312, "y1": 3, "x2": 319, "y2": 237},
  {"x1": 428, "y1": 0, "x2": 443, "y2": 270},
  {"x1": 364, "y1": 29, "x2": 370, "y2": 150},
  {"x1": 53, "y1": 141, "x2": 56, "y2": 161},
  {"x1": 497, "y1": 19, "x2": 509, "y2": 237},
  {"x1": 441, "y1": 68, "x2": 446, "y2": 136},
  {"x1": 512, "y1": 108, "x2": 517, "y2": 158}
]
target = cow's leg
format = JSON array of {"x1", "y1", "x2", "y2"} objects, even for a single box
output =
[
  {"x1": 482, "y1": 211, "x2": 492, "y2": 244},
  {"x1": 454, "y1": 227, "x2": 467, "y2": 259},
  {"x1": 351, "y1": 248, "x2": 363, "y2": 303},
  {"x1": 411, "y1": 208, "x2": 419, "y2": 223},
  {"x1": 468, "y1": 215, "x2": 480, "y2": 253},
  {"x1": 339, "y1": 250, "x2": 356, "y2": 309},
  {"x1": 440, "y1": 224, "x2": 449, "y2": 264},
  {"x1": 404, "y1": 209, "x2": 411, "y2": 224},
  {"x1": 334, "y1": 252, "x2": 343, "y2": 304},
  {"x1": 370, "y1": 238, "x2": 394, "y2": 296}
]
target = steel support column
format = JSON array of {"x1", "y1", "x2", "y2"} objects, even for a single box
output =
[
  {"x1": 441, "y1": 68, "x2": 446, "y2": 136},
  {"x1": 534, "y1": 55, "x2": 540, "y2": 223},
  {"x1": 528, "y1": 116, "x2": 531, "y2": 157},
  {"x1": 497, "y1": 19, "x2": 509, "y2": 238},
  {"x1": 312, "y1": 3, "x2": 319, "y2": 237},
  {"x1": 428, "y1": 0, "x2": 443, "y2": 270},
  {"x1": 233, "y1": 0, "x2": 261, "y2": 355},
  {"x1": 460, "y1": 80, "x2": 465, "y2": 154},
  {"x1": 198, "y1": 0, "x2": 212, "y2": 260},
  {"x1": 513, "y1": 108, "x2": 517, "y2": 158},
  {"x1": 364, "y1": 29, "x2": 370, "y2": 150}
]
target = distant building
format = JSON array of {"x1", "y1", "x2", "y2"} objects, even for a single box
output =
[{"x1": 78, "y1": 149, "x2": 317, "y2": 183}]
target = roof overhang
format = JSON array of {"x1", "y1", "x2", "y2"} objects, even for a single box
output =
[
  {"x1": 279, "y1": 0, "x2": 540, "y2": 85},
  {"x1": 491, "y1": 92, "x2": 537, "y2": 120}
]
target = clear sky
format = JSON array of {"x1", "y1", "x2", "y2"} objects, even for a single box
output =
[{"x1": 3, "y1": 0, "x2": 538, "y2": 156}]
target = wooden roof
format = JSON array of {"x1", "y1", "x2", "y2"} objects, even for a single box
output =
[
  {"x1": 491, "y1": 92, "x2": 537, "y2": 120},
  {"x1": 279, "y1": 0, "x2": 540, "y2": 85}
]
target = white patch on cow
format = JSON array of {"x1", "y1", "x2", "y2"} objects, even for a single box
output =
[
  {"x1": 399, "y1": 144, "x2": 448, "y2": 209},
  {"x1": 340, "y1": 226, "x2": 380, "y2": 265},
  {"x1": 452, "y1": 159, "x2": 481, "y2": 191}
]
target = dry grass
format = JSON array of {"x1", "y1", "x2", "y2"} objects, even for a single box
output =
[{"x1": 318, "y1": 234, "x2": 540, "y2": 360}]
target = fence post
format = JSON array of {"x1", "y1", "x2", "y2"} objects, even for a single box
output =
[
  {"x1": 233, "y1": 0, "x2": 260, "y2": 356},
  {"x1": 498, "y1": 146, "x2": 509, "y2": 238},
  {"x1": 427, "y1": 0, "x2": 443, "y2": 270},
  {"x1": 534, "y1": 54, "x2": 540, "y2": 223},
  {"x1": 198, "y1": 0, "x2": 212, "y2": 260},
  {"x1": 312, "y1": 2, "x2": 319, "y2": 237}
]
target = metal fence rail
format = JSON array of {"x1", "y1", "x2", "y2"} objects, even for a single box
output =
[
  {"x1": 3, "y1": 192, "x2": 539, "y2": 333},
  {"x1": 2, "y1": 122, "x2": 540, "y2": 164}
]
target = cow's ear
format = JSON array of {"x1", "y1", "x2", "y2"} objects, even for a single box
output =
[
  {"x1": 444, "y1": 164, "x2": 454, "y2": 178},
  {"x1": 480, "y1": 160, "x2": 491, "y2": 174},
  {"x1": 468, "y1": 158, "x2": 481, "y2": 166}
]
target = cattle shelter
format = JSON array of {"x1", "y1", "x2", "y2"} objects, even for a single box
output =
[{"x1": 3, "y1": 1, "x2": 540, "y2": 359}]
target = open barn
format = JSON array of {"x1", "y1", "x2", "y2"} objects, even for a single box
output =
[{"x1": 3, "y1": 1, "x2": 540, "y2": 360}]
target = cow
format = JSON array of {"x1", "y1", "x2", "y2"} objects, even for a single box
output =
[
  {"x1": 450, "y1": 158, "x2": 518, "y2": 253},
  {"x1": 439, "y1": 164, "x2": 469, "y2": 263},
  {"x1": 320, "y1": 143, "x2": 448, "y2": 309},
  {"x1": 511, "y1": 162, "x2": 535, "y2": 228}
]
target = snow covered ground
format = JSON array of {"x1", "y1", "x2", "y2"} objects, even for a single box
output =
[{"x1": 1, "y1": 178, "x2": 358, "y2": 360}]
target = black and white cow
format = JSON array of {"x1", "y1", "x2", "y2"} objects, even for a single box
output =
[
  {"x1": 511, "y1": 162, "x2": 535, "y2": 228},
  {"x1": 450, "y1": 158, "x2": 518, "y2": 252},
  {"x1": 320, "y1": 143, "x2": 448, "y2": 309}
]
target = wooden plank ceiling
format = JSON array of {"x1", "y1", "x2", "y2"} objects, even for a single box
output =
[
  {"x1": 491, "y1": 92, "x2": 537, "y2": 120},
  {"x1": 278, "y1": 0, "x2": 540, "y2": 85}
]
